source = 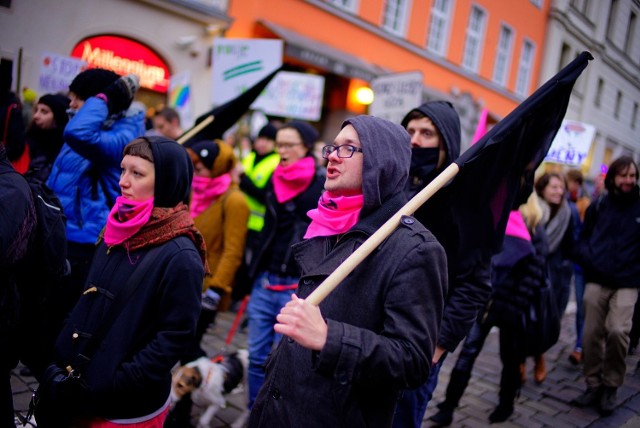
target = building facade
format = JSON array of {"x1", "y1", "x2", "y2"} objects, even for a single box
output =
[
  {"x1": 540, "y1": 0, "x2": 640, "y2": 182},
  {"x1": 226, "y1": 0, "x2": 550, "y2": 149}
]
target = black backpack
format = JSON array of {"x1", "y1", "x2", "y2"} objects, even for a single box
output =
[
  {"x1": 16, "y1": 172, "x2": 68, "y2": 378},
  {"x1": 23, "y1": 171, "x2": 68, "y2": 280}
]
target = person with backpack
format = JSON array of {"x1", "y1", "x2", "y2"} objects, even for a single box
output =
[
  {"x1": 35, "y1": 137, "x2": 207, "y2": 427},
  {"x1": 46, "y1": 68, "x2": 145, "y2": 331},
  {"x1": 0, "y1": 143, "x2": 36, "y2": 427},
  {"x1": 428, "y1": 192, "x2": 552, "y2": 425}
]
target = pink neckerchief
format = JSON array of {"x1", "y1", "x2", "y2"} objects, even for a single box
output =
[
  {"x1": 104, "y1": 196, "x2": 155, "y2": 247},
  {"x1": 505, "y1": 210, "x2": 531, "y2": 241},
  {"x1": 190, "y1": 173, "x2": 232, "y2": 218},
  {"x1": 272, "y1": 157, "x2": 315, "y2": 203},
  {"x1": 304, "y1": 191, "x2": 364, "y2": 239}
]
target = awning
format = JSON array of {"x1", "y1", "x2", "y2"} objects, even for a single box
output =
[{"x1": 258, "y1": 20, "x2": 386, "y2": 82}]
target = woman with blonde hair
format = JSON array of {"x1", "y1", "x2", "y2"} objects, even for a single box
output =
[{"x1": 430, "y1": 191, "x2": 550, "y2": 425}]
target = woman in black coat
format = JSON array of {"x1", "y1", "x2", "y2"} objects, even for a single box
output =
[{"x1": 36, "y1": 137, "x2": 206, "y2": 427}]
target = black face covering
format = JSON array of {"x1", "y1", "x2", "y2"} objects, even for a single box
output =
[{"x1": 410, "y1": 147, "x2": 440, "y2": 181}]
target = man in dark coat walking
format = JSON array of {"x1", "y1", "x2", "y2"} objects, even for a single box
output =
[
  {"x1": 248, "y1": 115, "x2": 447, "y2": 427},
  {"x1": 572, "y1": 156, "x2": 640, "y2": 416}
]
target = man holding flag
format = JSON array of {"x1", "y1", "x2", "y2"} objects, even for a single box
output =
[{"x1": 248, "y1": 116, "x2": 448, "y2": 427}]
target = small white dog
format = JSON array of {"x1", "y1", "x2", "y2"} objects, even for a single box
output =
[{"x1": 170, "y1": 349, "x2": 249, "y2": 428}]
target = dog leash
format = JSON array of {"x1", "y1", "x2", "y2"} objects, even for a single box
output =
[{"x1": 211, "y1": 294, "x2": 250, "y2": 363}]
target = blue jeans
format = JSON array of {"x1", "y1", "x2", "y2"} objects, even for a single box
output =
[
  {"x1": 247, "y1": 271, "x2": 297, "y2": 409},
  {"x1": 392, "y1": 352, "x2": 448, "y2": 428}
]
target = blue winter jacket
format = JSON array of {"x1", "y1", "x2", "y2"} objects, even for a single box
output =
[{"x1": 47, "y1": 98, "x2": 145, "y2": 244}]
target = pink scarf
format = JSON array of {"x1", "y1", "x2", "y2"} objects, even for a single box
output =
[
  {"x1": 190, "y1": 173, "x2": 232, "y2": 218},
  {"x1": 104, "y1": 196, "x2": 155, "y2": 247},
  {"x1": 304, "y1": 191, "x2": 364, "y2": 239},
  {"x1": 505, "y1": 210, "x2": 531, "y2": 242},
  {"x1": 272, "y1": 157, "x2": 315, "y2": 203}
]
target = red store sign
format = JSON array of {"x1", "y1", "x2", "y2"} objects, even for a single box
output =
[{"x1": 71, "y1": 35, "x2": 170, "y2": 93}]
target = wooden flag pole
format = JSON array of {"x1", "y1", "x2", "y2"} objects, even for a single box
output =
[
  {"x1": 306, "y1": 162, "x2": 460, "y2": 306},
  {"x1": 176, "y1": 115, "x2": 215, "y2": 145}
]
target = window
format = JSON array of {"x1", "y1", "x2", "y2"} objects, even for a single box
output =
[
  {"x1": 325, "y1": 0, "x2": 359, "y2": 13},
  {"x1": 607, "y1": 0, "x2": 619, "y2": 40},
  {"x1": 559, "y1": 42, "x2": 572, "y2": 69},
  {"x1": 462, "y1": 5, "x2": 487, "y2": 72},
  {"x1": 632, "y1": 102, "x2": 638, "y2": 130},
  {"x1": 492, "y1": 24, "x2": 514, "y2": 86},
  {"x1": 625, "y1": 12, "x2": 637, "y2": 54},
  {"x1": 427, "y1": 0, "x2": 453, "y2": 56},
  {"x1": 595, "y1": 78, "x2": 603, "y2": 107},
  {"x1": 382, "y1": 0, "x2": 410, "y2": 36},
  {"x1": 515, "y1": 40, "x2": 535, "y2": 96},
  {"x1": 571, "y1": 0, "x2": 590, "y2": 15},
  {"x1": 530, "y1": 0, "x2": 543, "y2": 7},
  {"x1": 614, "y1": 90, "x2": 622, "y2": 119}
]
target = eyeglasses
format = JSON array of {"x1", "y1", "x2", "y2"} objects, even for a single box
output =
[
  {"x1": 276, "y1": 142, "x2": 303, "y2": 150},
  {"x1": 322, "y1": 144, "x2": 363, "y2": 159}
]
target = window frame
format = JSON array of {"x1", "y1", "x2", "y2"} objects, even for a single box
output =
[
  {"x1": 427, "y1": 0, "x2": 454, "y2": 56},
  {"x1": 492, "y1": 23, "x2": 515, "y2": 87},
  {"x1": 461, "y1": 4, "x2": 487, "y2": 72}
]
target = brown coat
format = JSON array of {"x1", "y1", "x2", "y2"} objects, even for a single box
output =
[{"x1": 194, "y1": 183, "x2": 249, "y2": 310}]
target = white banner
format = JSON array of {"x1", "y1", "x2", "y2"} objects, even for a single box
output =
[
  {"x1": 369, "y1": 71, "x2": 424, "y2": 124},
  {"x1": 211, "y1": 39, "x2": 283, "y2": 106},
  {"x1": 545, "y1": 120, "x2": 596, "y2": 166},
  {"x1": 252, "y1": 71, "x2": 325, "y2": 121},
  {"x1": 38, "y1": 52, "x2": 87, "y2": 94}
]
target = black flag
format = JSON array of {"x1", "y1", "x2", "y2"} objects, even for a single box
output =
[
  {"x1": 429, "y1": 51, "x2": 593, "y2": 268},
  {"x1": 179, "y1": 66, "x2": 282, "y2": 145}
]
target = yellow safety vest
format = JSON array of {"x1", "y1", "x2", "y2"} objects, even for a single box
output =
[{"x1": 242, "y1": 152, "x2": 280, "y2": 232}]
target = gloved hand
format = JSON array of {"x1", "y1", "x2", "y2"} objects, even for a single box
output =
[
  {"x1": 34, "y1": 364, "x2": 90, "y2": 425},
  {"x1": 41, "y1": 364, "x2": 89, "y2": 406},
  {"x1": 100, "y1": 73, "x2": 140, "y2": 115}
]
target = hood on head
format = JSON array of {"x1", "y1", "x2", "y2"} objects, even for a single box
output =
[
  {"x1": 38, "y1": 94, "x2": 71, "y2": 129},
  {"x1": 147, "y1": 136, "x2": 194, "y2": 207},
  {"x1": 401, "y1": 101, "x2": 461, "y2": 165},
  {"x1": 342, "y1": 115, "x2": 410, "y2": 215}
]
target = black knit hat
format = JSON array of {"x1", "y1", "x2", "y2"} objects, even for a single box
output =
[
  {"x1": 68, "y1": 68, "x2": 120, "y2": 101},
  {"x1": 258, "y1": 123, "x2": 277, "y2": 140},
  {"x1": 185, "y1": 139, "x2": 220, "y2": 171},
  {"x1": 280, "y1": 120, "x2": 318, "y2": 149},
  {"x1": 38, "y1": 94, "x2": 70, "y2": 129}
]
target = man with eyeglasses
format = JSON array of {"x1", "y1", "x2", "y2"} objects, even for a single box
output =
[
  {"x1": 394, "y1": 102, "x2": 492, "y2": 427},
  {"x1": 245, "y1": 120, "x2": 325, "y2": 412},
  {"x1": 249, "y1": 115, "x2": 447, "y2": 427}
]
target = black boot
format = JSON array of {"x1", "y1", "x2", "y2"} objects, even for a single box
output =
[
  {"x1": 489, "y1": 403, "x2": 514, "y2": 423},
  {"x1": 429, "y1": 368, "x2": 471, "y2": 426}
]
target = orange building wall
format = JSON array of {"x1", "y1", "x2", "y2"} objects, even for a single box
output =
[{"x1": 226, "y1": 0, "x2": 549, "y2": 118}]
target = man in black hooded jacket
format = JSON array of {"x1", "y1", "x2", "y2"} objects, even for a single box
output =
[{"x1": 393, "y1": 101, "x2": 492, "y2": 428}]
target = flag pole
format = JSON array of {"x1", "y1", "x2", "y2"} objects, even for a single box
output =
[
  {"x1": 177, "y1": 115, "x2": 215, "y2": 145},
  {"x1": 306, "y1": 163, "x2": 460, "y2": 306}
]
